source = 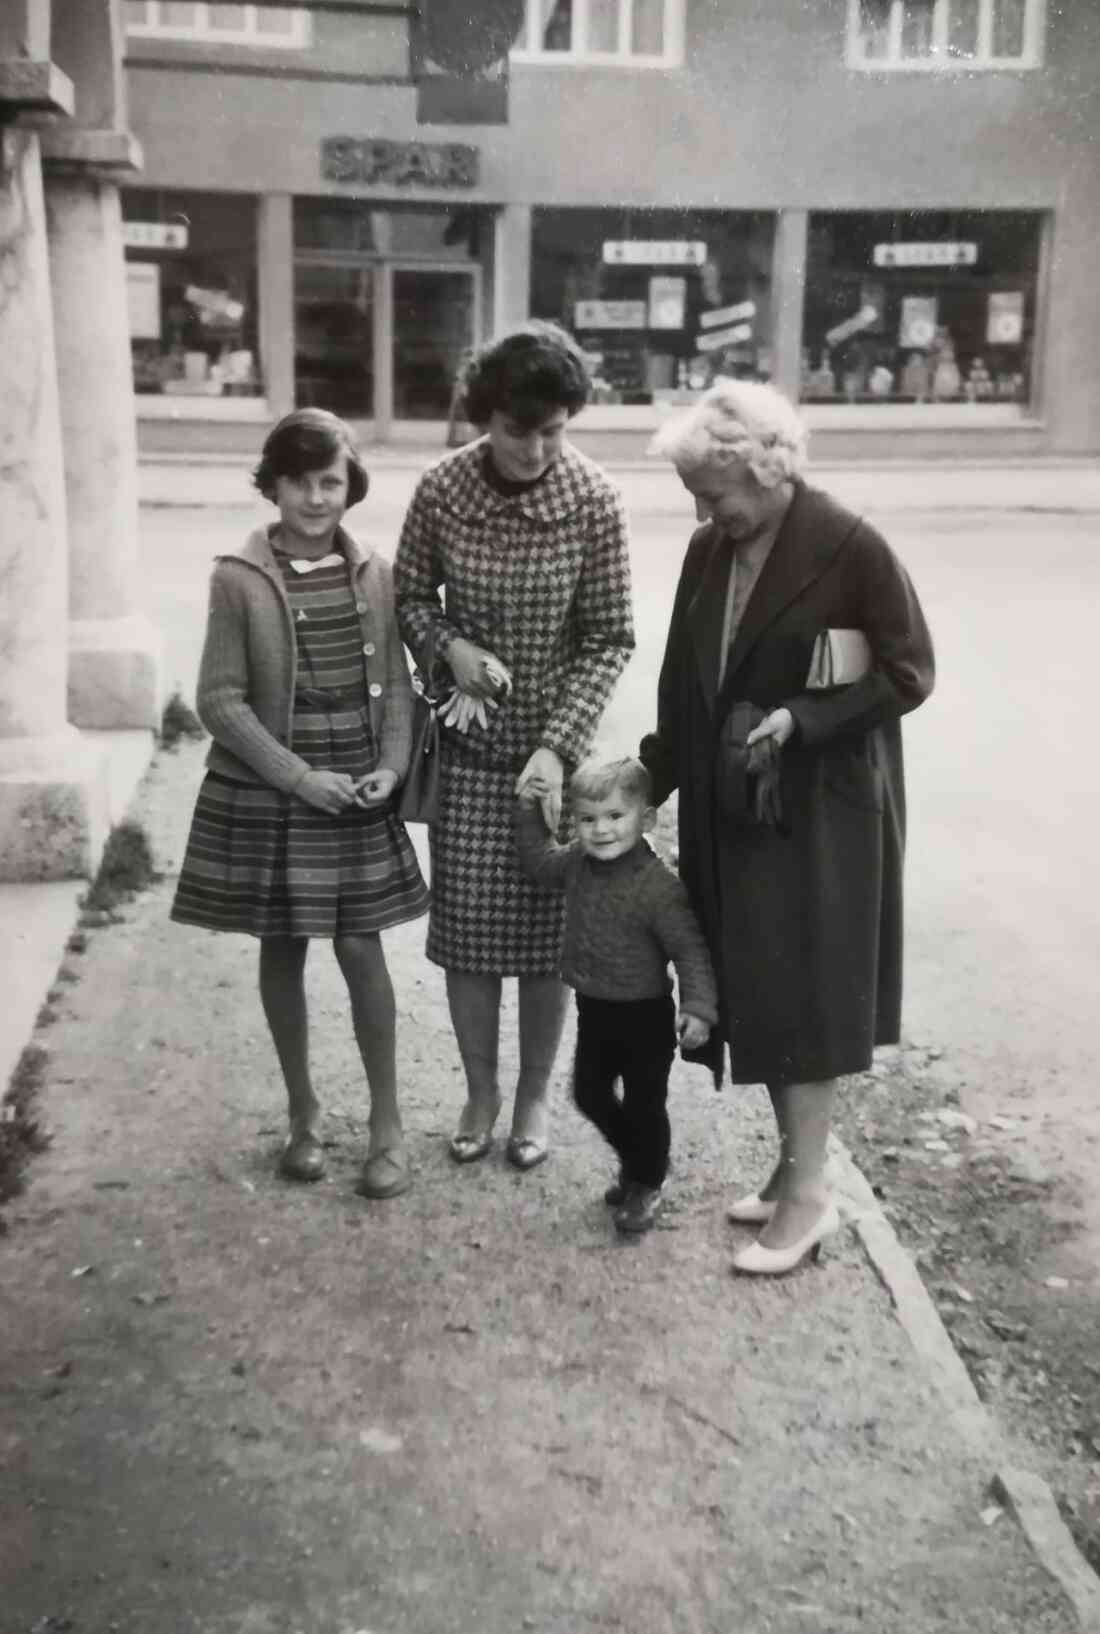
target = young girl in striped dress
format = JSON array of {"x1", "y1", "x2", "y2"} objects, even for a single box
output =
[{"x1": 171, "y1": 410, "x2": 429, "y2": 1198}]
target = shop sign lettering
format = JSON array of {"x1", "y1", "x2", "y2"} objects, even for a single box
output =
[
  {"x1": 575, "y1": 300, "x2": 648, "y2": 330},
  {"x1": 602, "y1": 240, "x2": 707, "y2": 267},
  {"x1": 322, "y1": 137, "x2": 479, "y2": 188},
  {"x1": 873, "y1": 241, "x2": 978, "y2": 268},
  {"x1": 123, "y1": 221, "x2": 189, "y2": 250}
]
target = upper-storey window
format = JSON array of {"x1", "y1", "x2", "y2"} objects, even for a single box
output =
[
  {"x1": 512, "y1": 0, "x2": 684, "y2": 66},
  {"x1": 847, "y1": 0, "x2": 1044, "y2": 70},
  {"x1": 125, "y1": 3, "x2": 311, "y2": 48}
]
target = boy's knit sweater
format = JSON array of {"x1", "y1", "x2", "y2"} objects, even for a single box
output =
[{"x1": 515, "y1": 802, "x2": 718, "y2": 1023}]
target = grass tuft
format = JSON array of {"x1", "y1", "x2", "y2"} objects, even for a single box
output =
[
  {"x1": 0, "y1": 1043, "x2": 53, "y2": 1210},
  {"x1": 81, "y1": 819, "x2": 161, "y2": 918},
  {"x1": 159, "y1": 690, "x2": 205, "y2": 751}
]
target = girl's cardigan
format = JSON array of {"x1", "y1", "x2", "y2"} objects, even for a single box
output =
[{"x1": 196, "y1": 524, "x2": 414, "y2": 794}]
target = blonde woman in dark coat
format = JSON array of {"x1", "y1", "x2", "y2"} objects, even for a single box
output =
[{"x1": 641, "y1": 381, "x2": 934, "y2": 1275}]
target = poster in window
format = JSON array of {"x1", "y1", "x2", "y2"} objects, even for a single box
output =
[
  {"x1": 648, "y1": 276, "x2": 686, "y2": 331},
  {"x1": 899, "y1": 295, "x2": 938, "y2": 350},
  {"x1": 987, "y1": 291, "x2": 1024, "y2": 346},
  {"x1": 126, "y1": 261, "x2": 161, "y2": 340}
]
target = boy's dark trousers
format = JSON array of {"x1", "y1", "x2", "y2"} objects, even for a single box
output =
[{"x1": 572, "y1": 994, "x2": 677, "y2": 1190}]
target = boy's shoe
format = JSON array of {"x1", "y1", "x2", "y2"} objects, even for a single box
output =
[
  {"x1": 604, "y1": 1168, "x2": 628, "y2": 1206},
  {"x1": 614, "y1": 1183, "x2": 664, "y2": 1235}
]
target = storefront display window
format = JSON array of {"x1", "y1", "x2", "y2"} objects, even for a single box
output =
[
  {"x1": 122, "y1": 189, "x2": 261, "y2": 397},
  {"x1": 800, "y1": 211, "x2": 1042, "y2": 411},
  {"x1": 531, "y1": 208, "x2": 775, "y2": 405}
]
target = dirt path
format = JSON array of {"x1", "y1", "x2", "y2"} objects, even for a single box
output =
[{"x1": 0, "y1": 739, "x2": 1084, "y2": 1634}]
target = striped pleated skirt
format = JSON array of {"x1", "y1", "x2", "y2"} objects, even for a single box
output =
[{"x1": 172, "y1": 552, "x2": 429, "y2": 939}]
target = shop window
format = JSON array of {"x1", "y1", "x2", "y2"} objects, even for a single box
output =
[
  {"x1": 514, "y1": 0, "x2": 683, "y2": 64},
  {"x1": 531, "y1": 208, "x2": 775, "y2": 405},
  {"x1": 847, "y1": 0, "x2": 1043, "y2": 68},
  {"x1": 122, "y1": 190, "x2": 262, "y2": 398},
  {"x1": 125, "y1": 3, "x2": 311, "y2": 46},
  {"x1": 800, "y1": 211, "x2": 1042, "y2": 411}
]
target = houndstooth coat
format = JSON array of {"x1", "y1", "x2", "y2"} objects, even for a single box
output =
[{"x1": 394, "y1": 438, "x2": 635, "y2": 974}]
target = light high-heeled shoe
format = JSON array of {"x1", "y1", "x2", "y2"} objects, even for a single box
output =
[
  {"x1": 731, "y1": 1200, "x2": 840, "y2": 1277},
  {"x1": 726, "y1": 1192, "x2": 777, "y2": 1225}
]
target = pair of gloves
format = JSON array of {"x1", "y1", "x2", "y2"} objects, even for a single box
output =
[{"x1": 438, "y1": 656, "x2": 512, "y2": 734}]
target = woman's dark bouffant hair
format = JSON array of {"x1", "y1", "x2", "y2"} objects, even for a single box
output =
[
  {"x1": 252, "y1": 408, "x2": 370, "y2": 507},
  {"x1": 462, "y1": 321, "x2": 592, "y2": 429}
]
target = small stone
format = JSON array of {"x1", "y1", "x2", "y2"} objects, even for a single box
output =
[
  {"x1": 923, "y1": 1138, "x2": 950, "y2": 1152},
  {"x1": 1044, "y1": 1275, "x2": 1070, "y2": 1290}
]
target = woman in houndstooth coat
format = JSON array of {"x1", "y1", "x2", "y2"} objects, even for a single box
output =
[{"x1": 394, "y1": 323, "x2": 635, "y2": 1171}]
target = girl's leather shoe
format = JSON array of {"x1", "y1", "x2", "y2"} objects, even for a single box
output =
[
  {"x1": 279, "y1": 1130, "x2": 326, "y2": 1183},
  {"x1": 726, "y1": 1192, "x2": 777, "y2": 1225},
  {"x1": 731, "y1": 1200, "x2": 840, "y2": 1276}
]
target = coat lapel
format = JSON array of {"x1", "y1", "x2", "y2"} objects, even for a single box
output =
[
  {"x1": 684, "y1": 522, "x2": 733, "y2": 717},
  {"x1": 718, "y1": 483, "x2": 855, "y2": 709}
]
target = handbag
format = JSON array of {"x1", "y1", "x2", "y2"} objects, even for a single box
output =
[
  {"x1": 397, "y1": 628, "x2": 447, "y2": 825},
  {"x1": 806, "y1": 627, "x2": 872, "y2": 689}
]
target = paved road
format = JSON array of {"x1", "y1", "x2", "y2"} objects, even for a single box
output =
[{"x1": 140, "y1": 462, "x2": 1100, "y2": 1273}]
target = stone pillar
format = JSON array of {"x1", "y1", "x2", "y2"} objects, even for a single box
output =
[
  {"x1": 258, "y1": 191, "x2": 294, "y2": 419},
  {"x1": 492, "y1": 202, "x2": 532, "y2": 336},
  {"x1": 0, "y1": 127, "x2": 110, "y2": 880},
  {"x1": 44, "y1": 167, "x2": 163, "y2": 729},
  {"x1": 771, "y1": 208, "x2": 809, "y2": 405}
]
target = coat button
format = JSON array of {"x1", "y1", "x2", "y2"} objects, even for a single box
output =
[
  {"x1": 362, "y1": 641, "x2": 376, "y2": 656},
  {"x1": 368, "y1": 683, "x2": 383, "y2": 698},
  {"x1": 356, "y1": 602, "x2": 367, "y2": 614}
]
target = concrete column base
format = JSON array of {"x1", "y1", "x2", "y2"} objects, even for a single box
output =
[
  {"x1": 0, "y1": 729, "x2": 111, "y2": 882},
  {"x1": 68, "y1": 612, "x2": 164, "y2": 730}
]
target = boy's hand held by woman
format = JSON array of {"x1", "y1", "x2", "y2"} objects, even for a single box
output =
[{"x1": 515, "y1": 747, "x2": 564, "y2": 831}]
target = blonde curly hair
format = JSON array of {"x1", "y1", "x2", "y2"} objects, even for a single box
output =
[{"x1": 649, "y1": 378, "x2": 809, "y2": 489}]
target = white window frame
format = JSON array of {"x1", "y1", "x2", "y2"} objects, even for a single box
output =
[
  {"x1": 511, "y1": 0, "x2": 684, "y2": 68},
  {"x1": 846, "y1": 0, "x2": 1045, "y2": 71},
  {"x1": 125, "y1": 3, "x2": 311, "y2": 48}
]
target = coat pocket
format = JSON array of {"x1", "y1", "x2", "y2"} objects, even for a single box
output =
[{"x1": 823, "y1": 737, "x2": 884, "y2": 813}]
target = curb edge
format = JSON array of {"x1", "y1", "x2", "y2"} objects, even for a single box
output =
[{"x1": 832, "y1": 1135, "x2": 1100, "y2": 1633}]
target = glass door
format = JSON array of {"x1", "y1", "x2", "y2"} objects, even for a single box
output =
[
  {"x1": 293, "y1": 261, "x2": 374, "y2": 418},
  {"x1": 391, "y1": 266, "x2": 480, "y2": 420}
]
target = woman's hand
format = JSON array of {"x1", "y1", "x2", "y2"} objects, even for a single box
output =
[
  {"x1": 515, "y1": 747, "x2": 564, "y2": 831},
  {"x1": 353, "y1": 768, "x2": 399, "y2": 807},
  {"x1": 447, "y1": 638, "x2": 511, "y2": 701},
  {"x1": 296, "y1": 769, "x2": 358, "y2": 814},
  {"x1": 745, "y1": 707, "x2": 795, "y2": 749},
  {"x1": 678, "y1": 1012, "x2": 712, "y2": 1051}
]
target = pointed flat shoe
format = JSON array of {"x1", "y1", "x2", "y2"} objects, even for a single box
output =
[
  {"x1": 448, "y1": 1129, "x2": 495, "y2": 1165},
  {"x1": 279, "y1": 1129, "x2": 326, "y2": 1183},
  {"x1": 505, "y1": 1135, "x2": 549, "y2": 1172}
]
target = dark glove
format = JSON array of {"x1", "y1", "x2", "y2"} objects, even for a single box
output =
[{"x1": 747, "y1": 736, "x2": 784, "y2": 829}]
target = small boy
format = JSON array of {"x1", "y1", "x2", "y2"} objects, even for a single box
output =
[{"x1": 516, "y1": 757, "x2": 717, "y2": 1235}]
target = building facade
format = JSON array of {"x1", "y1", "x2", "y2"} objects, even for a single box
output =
[{"x1": 121, "y1": 0, "x2": 1100, "y2": 459}]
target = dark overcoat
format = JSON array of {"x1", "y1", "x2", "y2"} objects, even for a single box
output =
[{"x1": 640, "y1": 480, "x2": 935, "y2": 1085}]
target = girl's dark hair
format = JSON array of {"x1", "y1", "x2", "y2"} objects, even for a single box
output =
[
  {"x1": 462, "y1": 321, "x2": 591, "y2": 429},
  {"x1": 252, "y1": 409, "x2": 369, "y2": 507}
]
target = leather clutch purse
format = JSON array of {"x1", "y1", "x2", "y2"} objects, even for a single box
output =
[{"x1": 806, "y1": 628, "x2": 872, "y2": 689}]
